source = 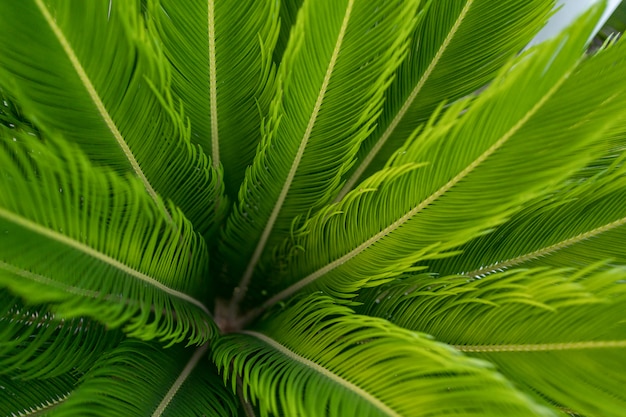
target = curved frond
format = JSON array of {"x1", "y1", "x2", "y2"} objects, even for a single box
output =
[
  {"x1": 147, "y1": 0, "x2": 279, "y2": 195},
  {"x1": 242, "y1": 9, "x2": 626, "y2": 318},
  {"x1": 220, "y1": 0, "x2": 420, "y2": 309},
  {"x1": 47, "y1": 340, "x2": 238, "y2": 417},
  {"x1": 0, "y1": 372, "x2": 78, "y2": 417},
  {"x1": 0, "y1": 131, "x2": 215, "y2": 344},
  {"x1": 0, "y1": 0, "x2": 226, "y2": 239},
  {"x1": 0, "y1": 290, "x2": 124, "y2": 379},
  {"x1": 430, "y1": 156, "x2": 626, "y2": 277},
  {"x1": 214, "y1": 295, "x2": 551, "y2": 417},
  {"x1": 338, "y1": 0, "x2": 555, "y2": 197},
  {"x1": 356, "y1": 267, "x2": 626, "y2": 417}
]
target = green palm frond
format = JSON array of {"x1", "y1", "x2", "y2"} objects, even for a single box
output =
[
  {"x1": 337, "y1": 0, "x2": 555, "y2": 197},
  {"x1": 214, "y1": 294, "x2": 551, "y2": 417},
  {"x1": 356, "y1": 266, "x2": 626, "y2": 416},
  {"x1": 0, "y1": 372, "x2": 78, "y2": 417},
  {"x1": 2, "y1": 0, "x2": 626, "y2": 415},
  {"x1": 0, "y1": 131, "x2": 214, "y2": 344},
  {"x1": 0, "y1": 290, "x2": 124, "y2": 379},
  {"x1": 0, "y1": 0, "x2": 226, "y2": 239},
  {"x1": 21, "y1": 340, "x2": 239, "y2": 417},
  {"x1": 147, "y1": 0, "x2": 278, "y2": 195},
  {"x1": 243, "y1": 9, "x2": 626, "y2": 315},
  {"x1": 429, "y1": 155, "x2": 626, "y2": 277},
  {"x1": 218, "y1": 0, "x2": 419, "y2": 310}
]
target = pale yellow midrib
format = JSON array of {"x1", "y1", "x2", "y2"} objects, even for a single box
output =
[
  {"x1": 35, "y1": 0, "x2": 166, "y2": 216},
  {"x1": 207, "y1": 0, "x2": 220, "y2": 167},
  {"x1": 456, "y1": 340, "x2": 626, "y2": 353},
  {"x1": 335, "y1": 0, "x2": 474, "y2": 202},
  {"x1": 258, "y1": 63, "x2": 573, "y2": 314},
  {"x1": 244, "y1": 331, "x2": 401, "y2": 417},
  {"x1": 464, "y1": 215, "x2": 626, "y2": 278},
  {"x1": 0, "y1": 207, "x2": 210, "y2": 315},
  {"x1": 230, "y1": 0, "x2": 355, "y2": 310},
  {"x1": 152, "y1": 344, "x2": 208, "y2": 417}
]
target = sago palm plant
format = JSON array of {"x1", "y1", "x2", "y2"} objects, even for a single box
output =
[{"x1": 1, "y1": 0, "x2": 626, "y2": 416}]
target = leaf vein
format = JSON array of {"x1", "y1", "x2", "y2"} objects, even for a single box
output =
[
  {"x1": 34, "y1": 0, "x2": 166, "y2": 216},
  {"x1": 258, "y1": 61, "x2": 574, "y2": 313},
  {"x1": 232, "y1": 0, "x2": 355, "y2": 310},
  {"x1": 152, "y1": 344, "x2": 208, "y2": 417},
  {"x1": 207, "y1": 0, "x2": 220, "y2": 167},
  {"x1": 337, "y1": 0, "x2": 474, "y2": 200},
  {"x1": 456, "y1": 340, "x2": 626, "y2": 352},
  {"x1": 463, "y1": 215, "x2": 626, "y2": 278},
  {"x1": 243, "y1": 330, "x2": 401, "y2": 417},
  {"x1": 0, "y1": 207, "x2": 209, "y2": 315}
]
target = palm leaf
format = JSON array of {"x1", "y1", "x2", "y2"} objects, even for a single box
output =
[
  {"x1": 0, "y1": 0, "x2": 225, "y2": 240},
  {"x1": 0, "y1": 372, "x2": 78, "y2": 417},
  {"x1": 0, "y1": 290, "x2": 124, "y2": 379},
  {"x1": 214, "y1": 294, "x2": 552, "y2": 417},
  {"x1": 0, "y1": 130, "x2": 215, "y2": 344},
  {"x1": 41, "y1": 340, "x2": 238, "y2": 417},
  {"x1": 218, "y1": 0, "x2": 420, "y2": 311},
  {"x1": 147, "y1": 0, "x2": 279, "y2": 195},
  {"x1": 356, "y1": 267, "x2": 626, "y2": 417},
  {"x1": 337, "y1": 0, "x2": 555, "y2": 198},
  {"x1": 429, "y1": 156, "x2": 626, "y2": 277},
  {"x1": 235, "y1": 9, "x2": 626, "y2": 321}
]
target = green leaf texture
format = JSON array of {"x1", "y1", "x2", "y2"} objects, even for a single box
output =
[
  {"x1": 356, "y1": 267, "x2": 626, "y2": 416},
  {"x1": 0, "y1": 0, "x2": 226, "y2": 240},
  {"x1": 0, "y1": 131, "x2": 215, "y2": 344},
  {"x1": 214, "y1": 295, "x2": 552, "y2": 417},
  {"x1": 339, "y1": 0, "x2": 555, "y2": 196},
  {"x1": 250, "y1": 8, "x2": 626, "y2": 312},
  {"x1": 147, "y1": 0, "x2": 279, "y2": 195}
]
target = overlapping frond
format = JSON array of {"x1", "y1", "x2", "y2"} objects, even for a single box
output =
[
  {"x1": 41, "y1": 340, "x2": 238, "y2": 417},
  {"x1": 356, "y1": 267, "x2": 626, "y2": 417},
  {"x1": 429, "y1": 154, "x2": 626, "y2": 277},
  {"x1": 0, "y1": 371, "x2": 78, "y2": 417},
  {"x1": 214, "y1": 294, "x2": 552, "y2": 417},
  {"x1": 274, "y1": 0, "x2": 305, "y2": 63},
  {"x1": 220, "y1": 0, "x2": 420, "y2": 308},
  {"x1": 0, "y1": 130, "x2": 215, "y2": 344},
  {"x1": 147, "y1": 0, "x2": 278, "y2": 195},
  {"x1": 422, "y1": 41, "x2": 626, "y2": 278},
  {"x1": 0, "y1": 290, "x2": 124, "y2": 379},
  {"x1": 247, "y1": 9, "x2": 626, "y2": 315},
  {"x1": 338, "y1": 0, "x2": 555, "y2": 197},
  {"x1": 0, "y1": 0, "x2": 226, "y2": 239}
]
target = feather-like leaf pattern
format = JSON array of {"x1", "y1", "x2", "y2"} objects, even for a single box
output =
[
  {"x1": 0, "y1": 372, "x2": 78, "y2": 417},
  {"x1": 0, "y1": 290, "x2": 124, "y2": 379},
  {"x1": 422, "y1": 40, "x2": 626, "y2": 278},
  {"x1": 356, "y1": 267, "x2": 626, "y2": 417},
  {"x1": 220, "y1": 0, "x2": 420, "y2": 309},
  {"x1": 1, "y1": 0, "x2": 625, "y2": 415},
  {"x1": 338, "y1": 0, "x2": 555, "y2": 197},
  {"x1": 0, "y1": 130, "x2": 215, "y2": 344},
  {"x1": 46, "y1": 340, "x2": 238, "y2": 417},
  {"x1": 147, "y1": 0, "x2": 278, "y2": 196},
  {"x1": 244, "y1": 8, "x2": 626, "y2": 315},
  {"x1": 0, "y1": 0, "x2": 226, "y2": 240},
  {"x1": 214, "y1": 294, "x2": 552, "y2": 417}
]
